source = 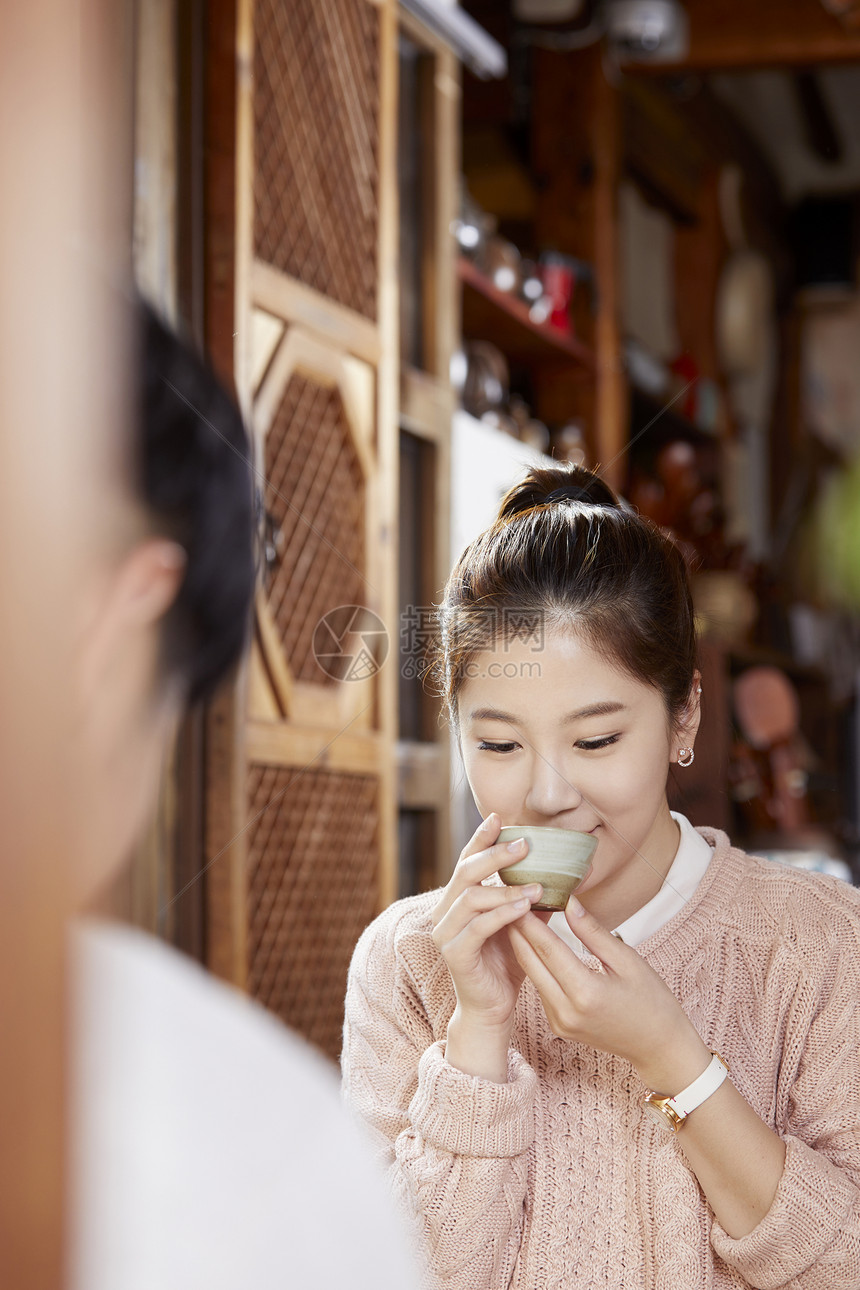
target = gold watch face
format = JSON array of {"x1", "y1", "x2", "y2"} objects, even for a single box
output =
[{"x1": 642, "y1": 1097, "x2": 683, "y2": 1132}]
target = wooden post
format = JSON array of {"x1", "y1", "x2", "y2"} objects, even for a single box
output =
[
  {"x1": 532, "y1": 47, "x2": 627, "y2": 486},
  {"x1": 375, "y1": 0, "x2": 401, "y2": 910},
  {"x1": 203, "y1": 0, "x2": 251, "y2": 988},
  {"x1": 205, "y1": 0, "x2": 241, "y2": 392},
  {"x1": 591, "y1": 60, "x2": 626, "y2": 489}
]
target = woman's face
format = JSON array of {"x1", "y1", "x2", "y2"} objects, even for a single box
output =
[{"x1": 457, "y1": 629, "x2": 699, "y2": 924}]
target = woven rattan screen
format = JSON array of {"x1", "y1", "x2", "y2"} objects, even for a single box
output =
[
  {"x1": 246, "y1": 764, "x2": 379, "y2": 1059},
  {"x1": 264, "y1": 372, "x2": 365, "y2": 684},
  {"x1": 255, "y1": 0, "x2": 380, "y2": 320}
]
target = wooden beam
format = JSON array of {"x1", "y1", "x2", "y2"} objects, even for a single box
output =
[
  {"x1": 655, "y1": 0, "x2": 860, "y2": 70},
  {"x1": 247, "y1": 720, "x2": 384, "y2": 773},
  {"x1": 251, "y1": 259, "x2": 382, "y2": 366}
]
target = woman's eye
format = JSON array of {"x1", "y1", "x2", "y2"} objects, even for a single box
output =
[
  {"x1": 477, "y1": 740, "x2": 518, "y2": 754},
  {"x1": 575, "y1": 734, "x2": 620, "y2": 751}
]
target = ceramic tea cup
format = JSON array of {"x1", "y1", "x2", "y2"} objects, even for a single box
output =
[{"x1": 497, "y1": 825, "x2": 598, "y2": 912}]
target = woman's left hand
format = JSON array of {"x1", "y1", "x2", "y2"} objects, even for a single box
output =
[{"x1": 507, "y1": 899, "x2": 711, "y2": 1094}]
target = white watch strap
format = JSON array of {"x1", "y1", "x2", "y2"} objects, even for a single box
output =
[{"x1": 667, "y1": 1052, "x2": 729, "y2": 1119}]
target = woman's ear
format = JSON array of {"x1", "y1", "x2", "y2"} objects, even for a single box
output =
[
  {"x1": 674, "y1": 669, "x2": 702, "y2": 758},
  {"x1": 78, "y1": 539, "x2": 186, "y2": 708},
  {"x1": 114, "y1": 538, "x2": 187, "y2": 627}
]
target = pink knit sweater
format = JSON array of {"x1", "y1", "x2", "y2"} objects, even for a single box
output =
[{"x1": 342, "y1": 830, "x2": 860, "y2": 1289}]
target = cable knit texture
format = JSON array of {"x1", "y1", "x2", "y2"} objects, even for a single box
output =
[{"x1": 342, "y1": 831, "x2": 860, "y2": 1289}]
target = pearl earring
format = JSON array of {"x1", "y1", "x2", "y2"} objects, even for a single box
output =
[{"x1": 678, "y1": 748, "x2": 695, "y2": 767}]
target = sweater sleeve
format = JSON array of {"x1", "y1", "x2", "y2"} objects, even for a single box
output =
[
  {"x1": 342, "y1": 909, "x2": 538, "y2": 1290},
  {"x1": 710, "y1": 910, "x2": 860, "y2": 1290}
]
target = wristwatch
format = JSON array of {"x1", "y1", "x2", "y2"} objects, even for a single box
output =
[{"x1": 642, "y1": 1052, "x2": 730, "y2": 1132}]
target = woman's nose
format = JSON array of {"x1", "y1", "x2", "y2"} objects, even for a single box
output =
[{"x1": 523, "y1": 753, "x2": 583, "y2": 818}]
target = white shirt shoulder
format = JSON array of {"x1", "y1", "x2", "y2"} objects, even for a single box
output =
[{"x1": 71, "y1": 920, "x2": 418, "y2": 1290}]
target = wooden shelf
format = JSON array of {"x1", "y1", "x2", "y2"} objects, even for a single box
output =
[{"x1": 458, "y1": 257, "x2": 595, "y2": 371}]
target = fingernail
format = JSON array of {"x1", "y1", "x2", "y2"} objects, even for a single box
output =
[
  {"x1": 515, "y1": 897, "x2": 530, "y2": 910},
  {"x1": 482, "y1": 814, "x2": 496, "y2": 831},
  {"x1": 524, "y1": 884, "x2": 542, "y2": 899},
  {"x1": 507, "y1": 838, "x2": 526, "y2": 853},
  {"x1": 568, "y1": 897, "x2": 585, "y2": 918}
]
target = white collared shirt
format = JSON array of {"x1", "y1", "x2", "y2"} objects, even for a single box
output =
[{"x1": 549, "y1": 812, "x2": 713, "y2": 955}]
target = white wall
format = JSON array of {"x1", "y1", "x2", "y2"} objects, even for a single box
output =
[{"x1": 447, "y1": 412, "x2": 555, "y2": 867}]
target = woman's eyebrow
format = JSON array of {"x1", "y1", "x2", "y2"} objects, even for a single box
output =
[
  {"x1": 467, "y1": 707, "x2": 522, "y2": 725},
  {"x1": 467, "y1": 700, "x2": 627, "y2": 726},
  {"x1": 561, "y1": 701, "x2": 626, "y2": 723}
]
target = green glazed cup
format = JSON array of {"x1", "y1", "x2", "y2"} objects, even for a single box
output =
[{"x1": 497, "y1": 825, "x2": 597, "y2": 912}]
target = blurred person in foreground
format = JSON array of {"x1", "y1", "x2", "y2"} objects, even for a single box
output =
[{"x1": 70, "y1": 299, "x2": 418, "y2": 1290}]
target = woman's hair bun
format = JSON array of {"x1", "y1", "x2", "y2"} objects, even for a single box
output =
[{"x1": 497, "y1": 464, "x2": 620, "y2": 523}]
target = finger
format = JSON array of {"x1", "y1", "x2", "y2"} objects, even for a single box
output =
[
  {"x1": 433, "y1": 882, "x2": 542, "y2": 950},
  {"x1": 507, "y1": 922, "x2": 580, "y2": 1017},
  {"x1": 435, "y1": 821, "x2": 530, "y2": 919},
  {"x1": 563, "y1": 898, "x2": 628, "y2": 972},
  {"x1": 445, "y1": 892, "x2": 540, "y2": 959},
  {"x1": 462, "y1": 812, "x2": 502, "y2": 860},
  {"x1": 433, "y1": 814, "x2": 501, "y2": 919},
  {"x1": 509, "y1": 911, "x2": 593, "y2": 989}
]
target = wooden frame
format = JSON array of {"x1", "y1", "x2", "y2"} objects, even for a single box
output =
[
  {"x1": 250, "y1": 327, "x2": 380, "y2": 734},
  {"x1": 394, "y1": 17, "x2": 459, "y2": 889},
  {"x1": 251, "y1": 261, "x2": 381, "y2": 366},
  {"x1": 206, "y1": 0, "x2": 402, "y2": 997}
]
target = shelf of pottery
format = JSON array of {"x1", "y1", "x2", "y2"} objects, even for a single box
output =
[{"x1": 451, "y1": 186, "x2": 595, "y2": 469}]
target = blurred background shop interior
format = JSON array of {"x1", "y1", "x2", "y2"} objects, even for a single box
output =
[{"x1": 128, "y1": 0, "x2": 860, "y2": 1063}]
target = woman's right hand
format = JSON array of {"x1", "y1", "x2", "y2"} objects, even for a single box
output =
[{"x1": 431, "y1": 814, "x2": 542, "y2": 1080}]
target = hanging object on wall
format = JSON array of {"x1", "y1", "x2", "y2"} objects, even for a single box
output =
[{"x1": 715, "y1": 168, "x2": 776, "y2": 380}]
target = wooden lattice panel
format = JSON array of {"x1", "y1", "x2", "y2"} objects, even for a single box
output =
[
  {"x1": 264, "y1": 373, "x2": 366, "y2": 684},
  {"x1": 255, "y1": 0, "x2": 380, "y2": 320},
  {"x1": 246, "y1": 764, "x2": 379, "y2": 1059}
]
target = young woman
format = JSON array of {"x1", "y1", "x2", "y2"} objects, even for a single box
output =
[{"x1": 343, "y1": 464, "x2": 860, "y2": 1289}]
